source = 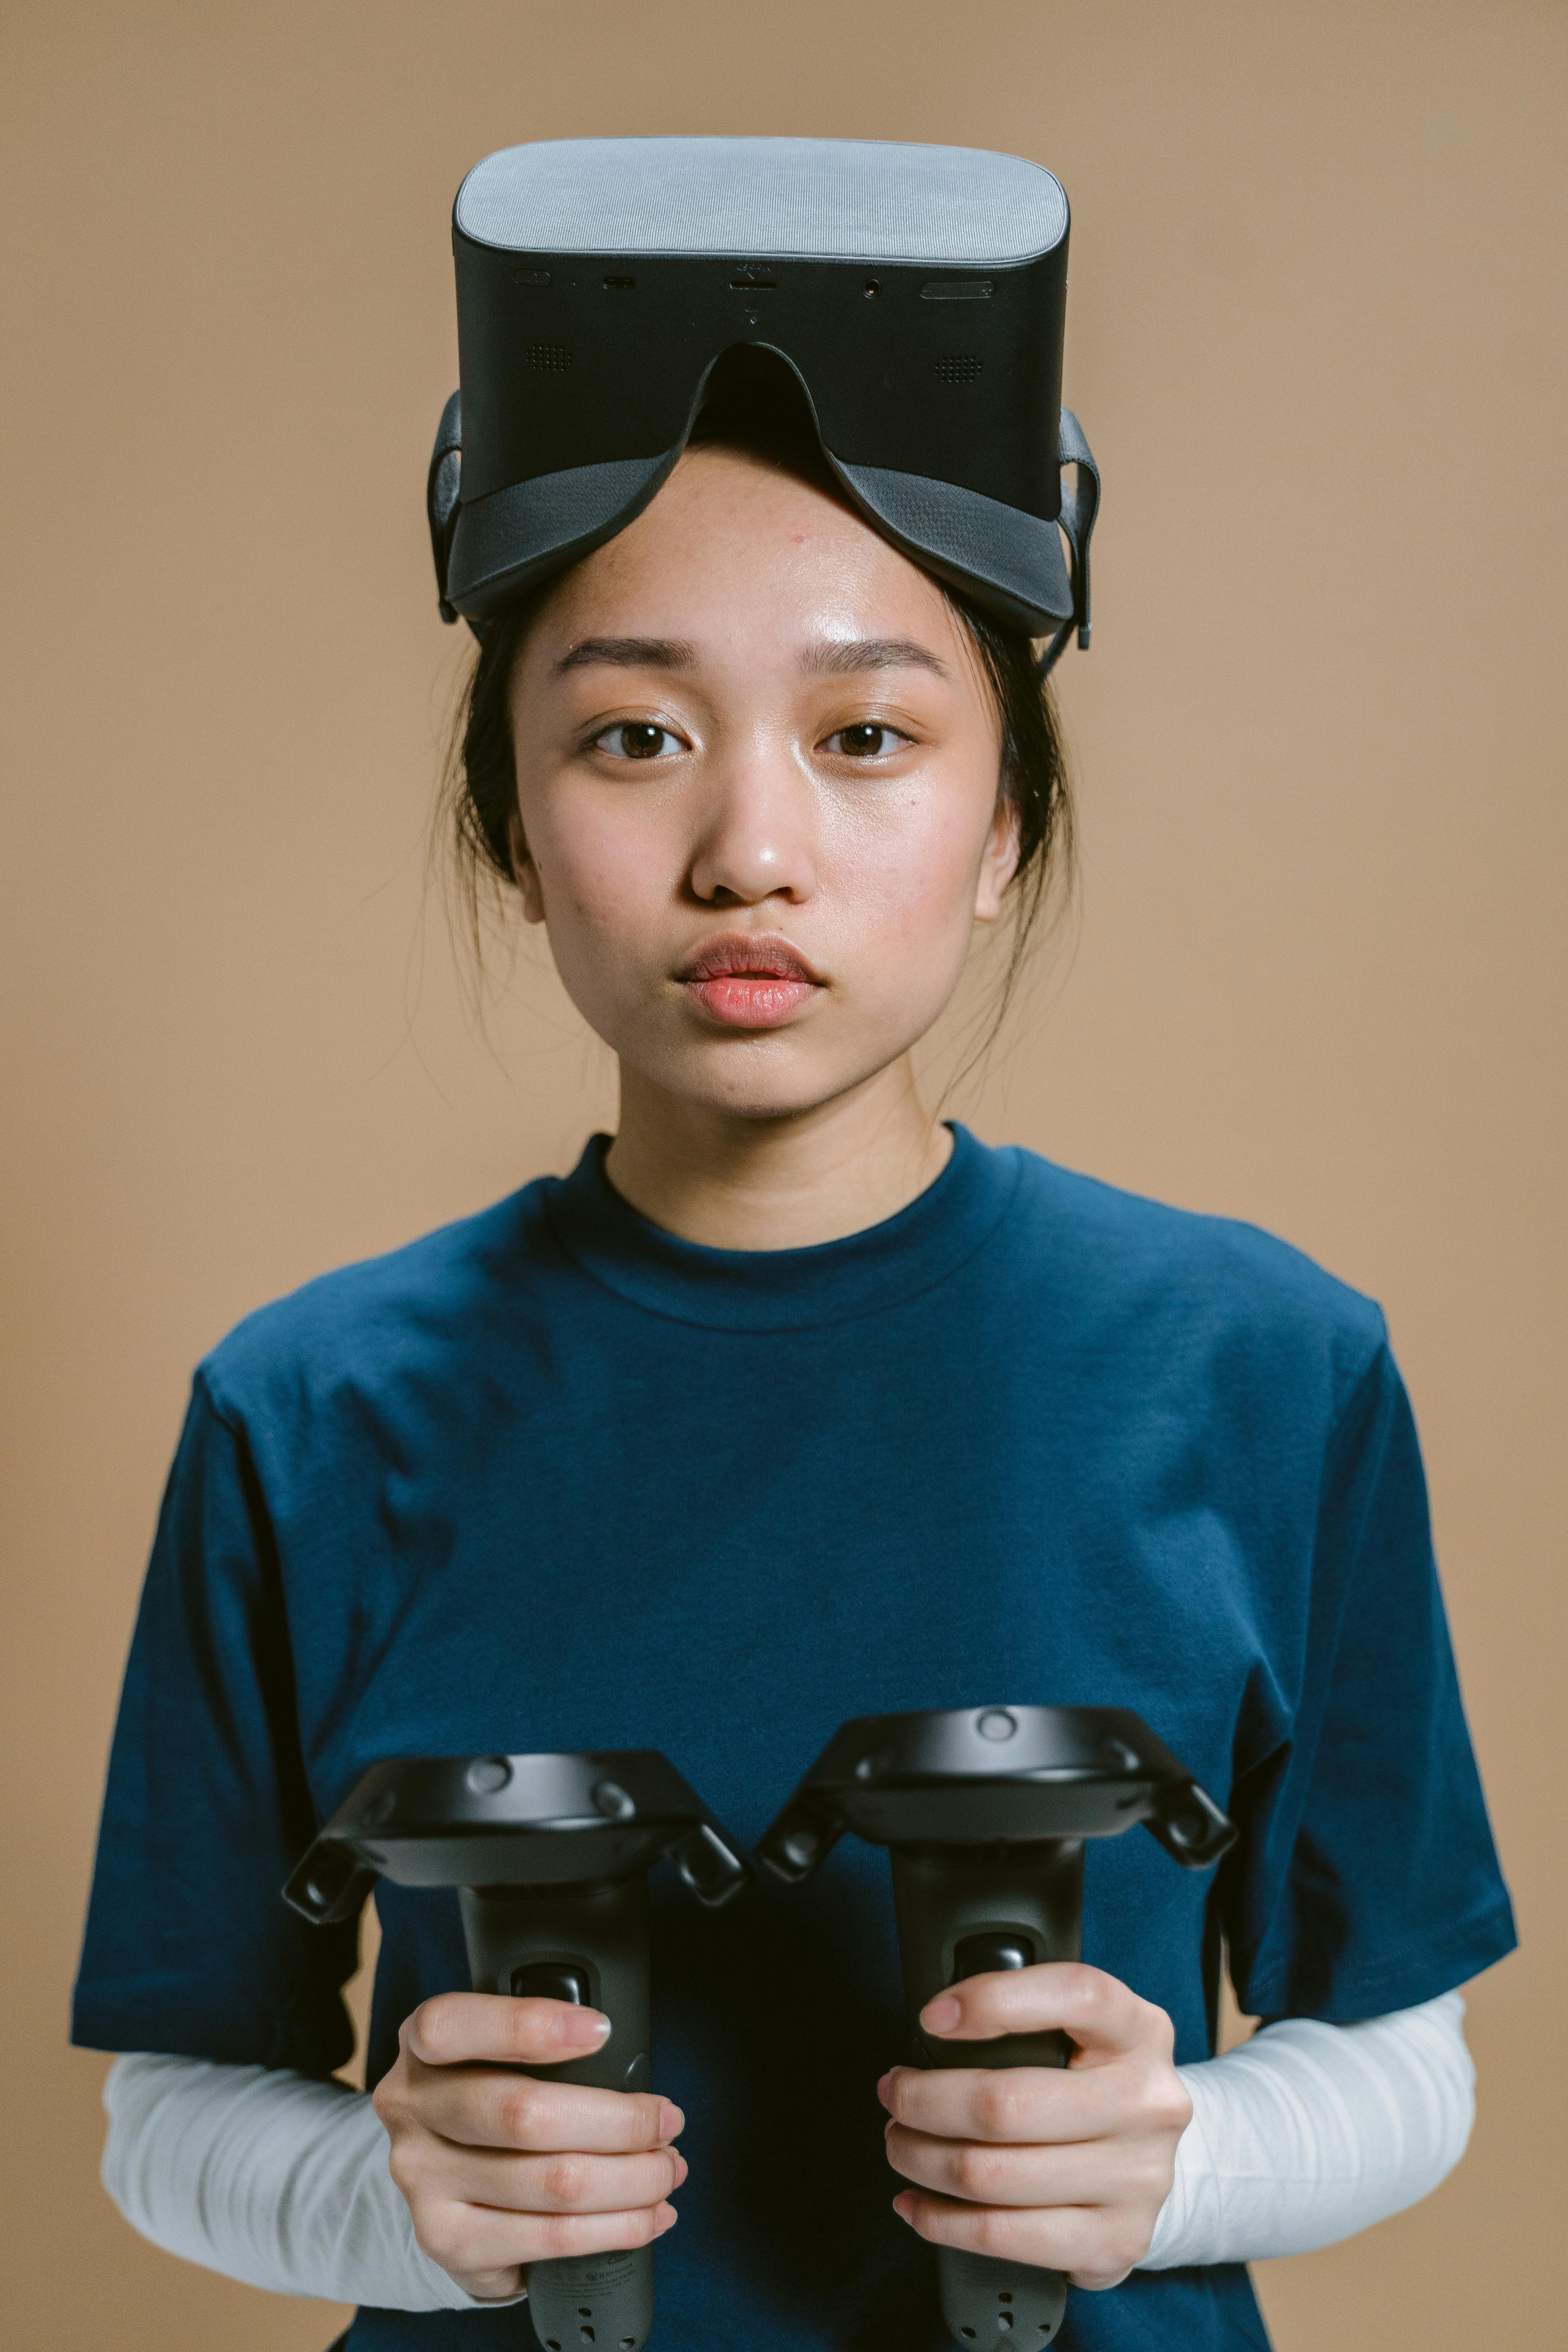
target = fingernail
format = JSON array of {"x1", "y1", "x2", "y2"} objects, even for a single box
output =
[
  {"x1": 892, "y1": 2193, "x2": 914, "y2": 2224},
  {"x1": 921, "y1": 1995, "x2": 962, "y2": 2033},
  {"x1": 658, "y1": 2100, "x2": 685, "y2": 2141},
  {"x1": 655, "y1": 2203, "x2": 678, "y2": 2234},
  {"x1": 563, "y1": 2008, "x2": 612, "y2": 2047},
  {"x1": 671, "y1": 2154, "x2": 689, "y2": 2187}
]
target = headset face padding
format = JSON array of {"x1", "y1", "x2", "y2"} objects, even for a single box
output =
[{"x1": 428, "y1": 138, "x2": 1099, "y2": 666}]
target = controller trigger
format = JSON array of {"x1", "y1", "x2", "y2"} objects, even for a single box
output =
[
  {"x1": 952, "y1": 1932, "x2": 1034, "y2": 1982},
  {"x1": 511, "y1": 1962, "x2": 593, "y2": 2005}
]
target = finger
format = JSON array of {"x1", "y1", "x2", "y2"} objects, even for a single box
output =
[
  {"x1": 403, "y1": 1992, "x2": 613, "y2": 2069},
  {"x1": 891, "y1": 2189, "x2": 1133, "y2": 2286},
  {"x1": 402, "y1": 2066, "x2": 684, "y2": 2155},
  {"x1": 406, "y1": 2140, "x2": 687, "y2": 2217},
  {"x1": 885, "y1": 2123, "x2": 1142, "y2": 2209},
  {"x1": 878, "y1": 2062, "x2": 1138, "y2": 2145},
  {"x1": 919, "y1": 1964, "x2": 1166, "y2": 2060},
  {"x1": 417, "y1": 2197, "x2": 677, "y2": 2283}
]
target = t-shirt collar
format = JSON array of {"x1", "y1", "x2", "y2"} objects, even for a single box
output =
[{"x1": 541, "y1": 1121, "x2": 1020, "y2": 1332}]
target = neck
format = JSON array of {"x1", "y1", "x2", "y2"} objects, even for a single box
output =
[{"x1": 603, "y1": 1058, "x2": 952, "y2": 1250}]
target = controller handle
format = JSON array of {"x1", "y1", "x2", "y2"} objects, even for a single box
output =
[
  {"x1": 461, "y1": 1877, "x2": 655, "y2": 2352},
  {"x1": 893, "y1": 1843, "x2": 1085, "y2": 2350},
  {"x1": 758, "y1": 1706, "x2": 1235, "y2": 2352},
  {"x1": 284, "y1": 1749, "x2": 750, "y2": 2352}
]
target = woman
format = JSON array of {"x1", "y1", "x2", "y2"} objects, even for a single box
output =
[{"x1": 74, "y1": 269, "x2": 1512, "y2": 2352}]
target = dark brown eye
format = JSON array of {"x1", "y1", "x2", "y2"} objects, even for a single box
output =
[
  {"x1": 827, "y1": 723, "x2": 906, "y2": 758},
  {"x1": 596, "y1": 722, "x2": 679, "y2": 760}
]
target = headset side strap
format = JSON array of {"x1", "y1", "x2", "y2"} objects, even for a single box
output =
[
  {"x1": 427, "y1": 392, "x2": 463, "y2": 623},
  {"x1": 1036, "y1": 407, "x2": 1100, "y2": 677}
]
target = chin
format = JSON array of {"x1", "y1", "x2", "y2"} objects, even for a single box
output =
[{"x1": 658, "y1": 1036, "x2": 913, "y2": 1123}]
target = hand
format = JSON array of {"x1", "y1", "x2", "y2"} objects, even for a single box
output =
[
  {"x1": 878, "y1": 1962, "x2": 1191, "y2": 2290},
  {"x1": 372, "y1": 1993, "x2": 684, "y2": 2302}
]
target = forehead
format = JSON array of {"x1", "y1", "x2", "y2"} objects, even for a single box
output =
[{"x1": 534, "y1": 444, "x2": 960, "y2": 649}]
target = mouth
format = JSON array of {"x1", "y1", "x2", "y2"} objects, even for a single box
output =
[{"x1": 676, "y1": 931, "x2": 824, "y2": 1030}]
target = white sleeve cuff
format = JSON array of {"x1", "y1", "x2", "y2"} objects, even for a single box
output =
[
  {"x1": 100, "y1": 1991, "x2": 1478, "y2": 2302},
  {"x1": 102, "y1": 2052, "x2": 526, "y2": 2313},
  {"x1": 1140, "y1": 1991, "x2": 1474, "y2": 2269}
]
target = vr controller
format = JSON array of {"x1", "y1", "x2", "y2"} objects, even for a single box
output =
[
  {"x1": 758, "y1": 1706, "x2": 1235, "y2": 2352},
  {"x1": 285, "y1": 1750, "x2": 750, "y2": 2352}
]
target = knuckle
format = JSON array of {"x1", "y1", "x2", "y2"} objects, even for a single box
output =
[
  {"x1": 371, "y1": 2073, "x2": 405, "y2": 2129},
  {"x1": 506, "y1": 2001, "x2": 555, "y2": 2060},
  {"x1": 541, "y1": 2153, "x2": 592, "y2": 2208},
  {"x1": 537, "y1": 2209, "x2": 614, "y2": 2259},
  {"x1": 953, "y1": 2144, "x2": 1003, "y2": 2201},
  {"x1": 971, "y1": 2208, "x2": 1016, "y2": 2259},
  {"x1": 407, "y1": 1996, "x2": 459, "y2": 2060},
  {"x1": 500, "y1": 2083, "x2": 551, "y2": 2147},
  {"x1": 1124, "y1": 2216, "x2": 1156, "y2": 2266},
  {"x1": 636, "y1": 2094, "x2": 670, "y2": 2145},
  {"x1": 975, "y1": 2074, "x2": 1027, "y2": 2138},
  {"x1": 1127, "y1": 2147, "x2": 1176, "y2": 2203},
  {"x1": 1103, "y1": 2217, "x2": 1151, "y2": 2273},
  {"x1": 1153, "y1": 2078, "x2": 1193, "y2": 2136},
  {"x1": 1124, "y1": 2053, "x2": 1190, "y2": 2137},
  {"x1": 1062, "y1": 1964, "x2": 1107, "y2": 2016},
  {"x1": 902, "y1": 2196, "x2": 938, "y2": 2243},
  {"x1": 417, "y1": 2206, "x2": 478, "y2": 2270},
  {"x1": 1086, "y1": 2208, "x2": 1147, "y2": 2272}
]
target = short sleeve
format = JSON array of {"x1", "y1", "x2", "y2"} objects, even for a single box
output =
[
  {"x1": 73, "y1": 1375, "x2": 358, "y2": 2073},
  {"x1": 1223, "y1": 1337, "x2": 1516, "y2": 2022}
]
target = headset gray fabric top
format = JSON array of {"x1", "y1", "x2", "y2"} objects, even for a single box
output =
[{"x1": 455, "y1": 138, "x2": 1069, "y2": 265}]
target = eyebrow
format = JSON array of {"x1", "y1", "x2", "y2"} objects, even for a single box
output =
[
  {"x1": 554, "y1": 633, "x2": 951, "y2": 680},
  {"x1": 800, "y1": 637, "x2": 950, "y2": 679},
  {"x1": 554, "y1": 637, "x2": 698, "y2": 674}
]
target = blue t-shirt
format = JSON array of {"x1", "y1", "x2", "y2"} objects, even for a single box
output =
[{"x1": 74, "y1": 1128, "x2": 1515, "y2": 2352}]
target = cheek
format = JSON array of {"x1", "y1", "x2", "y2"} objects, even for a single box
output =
[
  {"x1": 822, "y1": 784, "x2": 992, "y2": 965},
  {"x1": 528, "y1": 795, "x2": 671, "y2": 950}
]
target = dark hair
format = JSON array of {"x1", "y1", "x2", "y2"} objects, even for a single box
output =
[{"x1": 442, "y1": 354, "x2": 1074, "y2": 1044}]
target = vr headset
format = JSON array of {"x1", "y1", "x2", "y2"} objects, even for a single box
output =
[{"x1": 427, "y1": 137, "x2": 1100, "y2": 669}]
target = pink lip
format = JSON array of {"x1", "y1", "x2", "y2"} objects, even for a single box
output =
[{"x1": 677, "y1": 932, "x2": 824, "y2": 1030}]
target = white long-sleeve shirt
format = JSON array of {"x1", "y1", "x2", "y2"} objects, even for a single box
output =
[{"x1": 101, "y1": 1991, "x2": 1473, "y2": 2310}]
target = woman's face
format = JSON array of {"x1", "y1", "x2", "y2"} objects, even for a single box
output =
[{"x1": 507, "y1": 444, "x2": 1019, "y2": 1122}]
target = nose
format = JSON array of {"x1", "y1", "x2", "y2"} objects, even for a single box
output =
[{"x1": 687, "y1": 749, "x2": 818, "y2": 908}]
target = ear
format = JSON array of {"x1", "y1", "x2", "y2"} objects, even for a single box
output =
[
  {"x1": 508, "y1": 811, "x2": 547, "y2": 925},
  {"x1": 974, "y1": 796, "x2": 1022, "y2": 924}
]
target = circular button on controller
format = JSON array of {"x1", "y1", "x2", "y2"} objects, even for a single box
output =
[{"x1": 976, "y1": 1709, "x2": 1017, "y2": 1742}]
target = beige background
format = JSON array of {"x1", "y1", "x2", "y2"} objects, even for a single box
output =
[{"x1": 2, "y1": 4, "x2": 1562, "y2": 2346}]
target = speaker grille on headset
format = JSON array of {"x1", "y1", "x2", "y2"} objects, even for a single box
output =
[
  {"x1": 934, "y1": 355, "x2": 984, "y2": 383},
  {"x1": 527, "y1": 343, "x2": 574, "y2": 372}
]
